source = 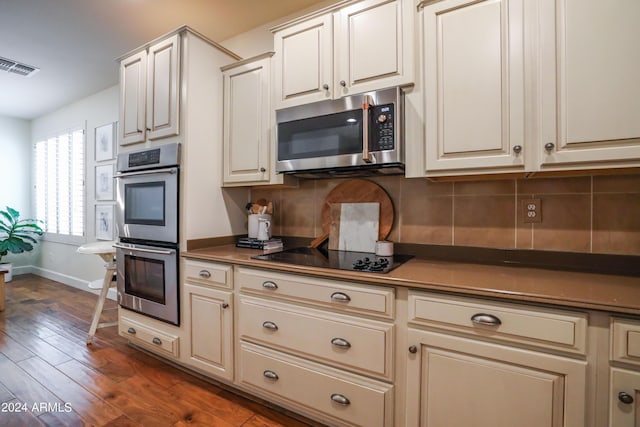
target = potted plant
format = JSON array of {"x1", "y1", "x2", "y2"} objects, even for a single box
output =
[{"x1": 0, "y1": 206, "x2": 44, "y2": 282}]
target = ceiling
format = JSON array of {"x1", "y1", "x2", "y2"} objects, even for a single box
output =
[{"x1": 0, "y1": 0, "x2": 326, "y2": 120}]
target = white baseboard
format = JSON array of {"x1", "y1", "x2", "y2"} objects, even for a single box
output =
[{"x1": 19, "y1": 265, "x2": 117, "y2": 300}]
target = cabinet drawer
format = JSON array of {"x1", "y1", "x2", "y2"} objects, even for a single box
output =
[
  {"x1": 119, "y1": 314, "x2": 179, "y2": 358},
  {"x1": 408, "y1": 291, "x2": 588, "y2": 354},
  {"x1": 238, "y1": 341, "x2": 394, "y2": 427},
  {"x1": 184, "y1": 259, "x2": 232, "y2": 289},
  {"x1": 239, "y1": 296, "x2": 393, "y2": 380},
  {"x1": 236, "y1": 266, "x2": 395, "y2": 319},
  {"x1": 611, "y1": 317, "x2": 640, "y2": 366}
]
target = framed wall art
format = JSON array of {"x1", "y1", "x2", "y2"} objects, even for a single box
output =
[
  {"x1": 95, "y1": 164, "x2": 114, "y2": 201},
  {"x1": 95, "y1": 122, "x2": 116, "y2": 162},
  {"x1": 95, "y1": 204, "x2": 114, "y2": 241}
]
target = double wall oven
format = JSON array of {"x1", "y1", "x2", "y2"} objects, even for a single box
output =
[{"x1": 114, "y1": 143, "x2": 180, "y2": 325}]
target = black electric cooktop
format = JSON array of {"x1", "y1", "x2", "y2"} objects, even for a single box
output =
[{"x1": 252, "y1": 246, "x2": 413, "y2": 274}]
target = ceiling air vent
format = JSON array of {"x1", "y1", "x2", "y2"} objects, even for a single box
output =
[{"x1": 0, "y1": 56, "x2": 39, "y2": 77}]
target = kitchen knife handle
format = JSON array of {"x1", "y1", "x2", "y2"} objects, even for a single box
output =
[{"x1": 330, "y1": 292, "x2": 351, "y2": 303}]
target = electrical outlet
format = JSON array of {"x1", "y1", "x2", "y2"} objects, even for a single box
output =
[{"x1": 522, "y1": 198, "x2": 542, "y2": 223}]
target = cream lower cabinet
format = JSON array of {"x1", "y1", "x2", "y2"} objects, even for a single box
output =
[
  {"x1": 182, "y1": 260, "x2": 234, "y2": 381},
  {"x1": 119, "y1": 308, "x2": 181, "y2": 360},
  {"x1": 236, "y1": 266, "x2": 395, "y2": 426},
  {"x1": 610, "y1": 317, "x2": 640, "y2": 426},
  {"x1": 405, "y1": 291, "x2": 587, "y2": 427}
]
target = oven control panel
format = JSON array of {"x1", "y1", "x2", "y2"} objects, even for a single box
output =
[{"x1": 128, "y1": 148, "x2": 161, "y2": 168}]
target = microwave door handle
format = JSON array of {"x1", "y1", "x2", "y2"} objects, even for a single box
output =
[
  {"x1": 362, "y1": 95, "x2": 372, "y2": 163},
  {"x1": 115, "y1": 167, "x2": 178, "y2": 178},
  {"x1": 113, "y1": 243, "x2": 175, "y2": 255}
]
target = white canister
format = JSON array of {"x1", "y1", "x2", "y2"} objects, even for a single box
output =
[
  {"x1": 248, "y1": 214, "x2": 271, "y2": 239},
  {"x1": 375, "y1": 240, "x2": 394, "y2": 257}
]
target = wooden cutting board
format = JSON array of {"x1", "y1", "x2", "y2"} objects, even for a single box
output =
[{"x1": 316, "y1": 179, "x2": 394, "y2": 248}]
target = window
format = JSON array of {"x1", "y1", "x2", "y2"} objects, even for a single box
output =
[{"x1": 33, "y1": 128, "x2": 85, "y2": 242}]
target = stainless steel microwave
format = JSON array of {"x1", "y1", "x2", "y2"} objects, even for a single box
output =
[{"x1": 276, "y1": 87, "x2": 405, "y2": 178}]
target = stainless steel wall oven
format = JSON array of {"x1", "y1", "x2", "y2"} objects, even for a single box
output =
[{"x1": 114, "y1": 143, "x2": 180, "y2": 325}]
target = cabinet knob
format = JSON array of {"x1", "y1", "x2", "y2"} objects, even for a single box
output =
[
  {"x1": 544, "y1": 142, "x2": 555, "y2": 152},
  {"x1": 222, "y1": 303, "x2": 229, "y2": 309},
  {"x1": 198, "y1": 270, "x2": 211, "y2": 279},
  {"x1": 152, "y1": 337, "x2": 162, "y2": 345},
  {"x1": 331, "y1": 337, "x2": 351, "y2": 349},
  {"x1": 260, "y1": 167, "x2": 266, "y2": 173},
  {"x1": 330, "y1": 292, "x2": 351, "y2": 303},
  {"x1": 330, "y1": 393, "x2": 351, "y2": 406},
  {"x1": 471, "y1": 313, "x2": 502, "y2": 326},
  {"x1": 408, "y1": 345, "x2": 418, "y2": 354},
  {"x1": 127, "y1": 327, "x2": 136, "y2": 335},
  {"x1": 619, "y1": 392, "x2": 635, "y2": 405},
  {"x1": 513, "y1": 145, "x2": 522, "y2": 154},
  {"x1": 322, "y1": 83, "x2": 329, "y2": 90},
  {"x1": 262, "y1": 281, "x2": 278, "y2": 290},
  {"x1": 263, "y1": 370, "x2": 279, "y2": 380},
  {"x1": 339, "y1": 80, "x2": 346, "y2": 87},
  {"x1": 262, "y1": 321, "x2": 278, "y2": 331}
]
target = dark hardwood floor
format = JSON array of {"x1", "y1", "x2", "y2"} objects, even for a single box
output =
[{"x1": 0, "y1": 274, "x2": 317, "y2": 427}]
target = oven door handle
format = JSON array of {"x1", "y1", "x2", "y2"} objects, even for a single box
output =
[
  {"x1": 113, "y1": 243, "x2": 176, "y2": 255},
  {"x1": 115, "y1": 167, "x2": 178, "y2": 178}
]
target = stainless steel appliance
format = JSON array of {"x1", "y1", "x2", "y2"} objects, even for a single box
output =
[
  {"x1": 276, "y1": 86, "x2": 405, "y2": 178},
  {"x1": 115, "y1": 143, "x2": 180, "y2": 325}
]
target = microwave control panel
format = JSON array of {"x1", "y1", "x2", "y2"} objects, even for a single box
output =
[{"x1": 370, "y1": 103, "x2": 395, "y2": 151}]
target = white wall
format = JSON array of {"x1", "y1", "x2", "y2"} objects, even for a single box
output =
[
  {"x1": 0, "y1": 116, "x2": 33, "y2": 267},
  {"x1": 30, "y1": 85, "x2": 119, "y2": 291}
]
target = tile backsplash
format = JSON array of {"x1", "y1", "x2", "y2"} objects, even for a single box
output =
[{"x1": 250, "y1": 174, "x2": 640, "y2": 256}]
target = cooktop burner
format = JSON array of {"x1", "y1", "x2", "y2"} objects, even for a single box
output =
[{"x1": 252, "y1": 247, "x2": 413, "y2": 274}]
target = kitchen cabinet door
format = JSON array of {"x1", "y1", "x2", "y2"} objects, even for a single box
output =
[
  {"x1": 538, "y1": 0, "x2": 640, "y2": 169},
  {"x1": 222, "y1": 54, "x2": 271, "y2": 184},
  {"x1": 146, "y1": 34, "x2": 180, "y2": 140},
  {"x1": 119, "y1": 50, "x2": 147, "y2": 145},
  {"x1": 610, "y1": 367, "x2": 640, "y2": 427},
  {"x1": 184, "y1": 283, "x2": 233, "y2": 381},
  {"x1": 273, "y1": 14, "x2": 333, "y2": 109},
  {"x1": 421, "y1": 0, "x2": 525, "y2": 174},
  {"x1": 335, "y1": 0, "x2": 414, "y2": 97},
  {"x1": 406, "y1": 328, "x2": 586, "y2": 427}
]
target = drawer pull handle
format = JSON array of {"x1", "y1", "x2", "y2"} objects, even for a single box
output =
[
  {"x1": 331, "y1": 393, "x2": 350, "y2": 406},
  {"x1": 198, "y1": 270, "x2": 211, "y2": 279},
  {"x1": 330, "y1": 292, "x2": 351, "y2": 303},
  {"x1": 331, "y1": 338, "x2": 351, "y2": 349},
  {"x1": 152, "y1": 337, "x2": 162, "y2": 345},
  {"x1": 471, "y1": 313, "x2": 502, "y2": 326},
  {"x1": 619, "y1": 392, "x2": 634, "y2": 405},
  {"x1": 262, "y1": 281, "x2": 278, "y2": 290},
  {"x1": 263, "y1": 370, "x2": 279, "y2": 380},
  {"x1": 262, "y1": 321, "x2": 279, "y2": 331},
  {"x1": 127, "y1": 327, "x2": 136, "y2": 335}
]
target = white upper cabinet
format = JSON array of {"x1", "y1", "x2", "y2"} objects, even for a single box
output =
[
  {"x1": 274, "y1": 14, "x2": 333, "y2": 108},
  {"x1": 119, "y1": 34, "x2": 180, "y2": 146},
  {"x1": 538, "y1": 0, "x2": 640, "y2": 169},
  {"x1": 273, "y1": 0, "x2": 414, "y2": 109},
  {"x1": 222, "y1": 54, "x2": 272, "y2": 185},
  {"x1": 421, "y1": 0, "x2": 525, "y2": 174},
  {"x1": 335, "y1": 0, "x2": 414, "y2": 97}
]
